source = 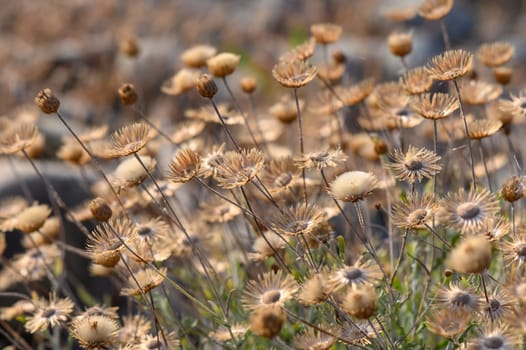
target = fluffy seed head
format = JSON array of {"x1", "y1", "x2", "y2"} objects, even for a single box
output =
[
  {"x1": 341, "y1": 285, "x2": 378, "y2": 319},
  {"x1": 249, "y1": 306, "x2": 286, "y2": 339},
  {"x1": 447, "y1": 235, "x2": 492, "y2": 274},
  {"x1": 206, "y1": 52, "x2": 241, "y2": 77},
  {"x1": 329, "y1": 171, "x2": 377, "y2": 202}
]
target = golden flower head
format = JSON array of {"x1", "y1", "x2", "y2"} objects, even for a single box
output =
[
  {"x1": 468, "y1": 118, "x2": 502, "y2": 140},
  {"x1": 105, "y1": 122, "x2": 151, "y2": 159},
  {"x1": 498, "y1": 90, "x2": 526, "y2": 118},
  {"x1": 400, "y1": 67, "x2": 433, "y2": 95},
  {"x1": 71, "y1": 314, "x2": 120, "y2": 350},
  {"x1": 261, "y1": 157, "x2": 301, "y2": 194},
  {"x1": 89, "y1": 197, "x2": 113, "y2": 222},
  {"x1": 161, "y1": 68, "x2": 200, "y2": 96},
  {"x1": 443, "y1": 187, "x2": 499, "y2": 235},
  {"x1": 240, "y1": 76, "x2": 257, "y2": 93},
  {"x1": 446, "y1": 235, "x2": 492, "y2": 274},
  {"x1": 310, "y1": 23, "x2": 342, "y2": 44},
  {"x1": 25, "y1": 293, "x2": 74, "y2": 333},
  {"x1": 425, "y1": 49, "x2": 473, "y2": 81},
  {"x1": 181, "y1": 44, "x2": 217, "y2": 68},
  {"x1": 206, "y1": 52, "x2": 241, "y2": 77},
  {"x1": 272, "y1": 59, "x2": 318, "y2": 88},
  {"x1": 412, "y1": 92, "x2": 458, "y2": 120},
  {"x1": 269, "y1": 95, "x2": 304, "y2": 124},
  {"x1": 329, "y1": 171, "x2": 377, "y2": 202},
  {"x1": 418, "y1": 0, "x2": 454, "y2": 20},
  {"x1": 335, "y1": 78, "x2": 376, "y2": 106},
  {"x1": 34, "y1": 88, "x2": 60, "y2": 114},
  {"x1": 241, "y1": 270, "x2": 299, "y2": 311},
  {"x1": 341, "y1": 284, "x2": 378, "y2": 319},
  {"x1": 477, "y1": 41, "x2": 514, "y2": 67},
  {"x1": 386, "y1": 145, "x2": 442, "y2": 184},
  {"x1": 167, "y1": 147, "x2": 203, "y2": 183},
  {"x1": 387, "y1": 31, "x2": 413, "y2": 57},
  {"x1": 87, "y1": 217, "x2": 137, "y2": 267}
]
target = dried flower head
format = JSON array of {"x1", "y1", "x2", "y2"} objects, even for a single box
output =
[
  {"x1": 418, "y1": 0, "x2": 454, "y2": 20},
  {"x1": 118, "y1": 83, "x2": 138, "y2": 105},
  {"x1": 206, "y1": 52, "x2": 241, "y2": 77},
  {"x1": 335, "y1": 78, "x2": 376, "y2": 106},
  {"x1": 240, "y1": 76, "x2": 257, "y2": 93},
  {"x1": 298, "y1": 270, "x2": 331, "y2": 305},
  {"x1": 121, "y1": 266, "x2": 166, "y2": 296},
  {"x1": 161, "y1": 68, "x2": 200, "y2": 96},
  {"x1": 391, "y1": 193, "x2": 440, "y2": 230},
  {"x1": 261, "y1": 157, "x2": 301, "y2": 194},
  {"x1": 210, "y1": 323, "x2": 248, "y2": 342},
  {"x1": 329, "y1": 171, "x2": 377, "y2": 202},
  {"x1": 196, "y1": 73, "x2": 218, "y2": 98},
  {"x1": 483, "y1": 289, "x2": 515, "y2": 322},
  {"x1": 446, "y1": 235, "x2": 492, "y2": 274},
  {"x1": 477, "y1": 42, "x2": 514, "y2": 67},
  {"x1": 280, "y1": 37, "x2": 316, "y2": 62},
  {"x1": 501, "y1": 176, "x2": 524, "y2": 203},
  {"x1": 168, "y1": 148, "x2": 203, "y2": 183},
  {"x1": 272, "y1": 203, "x2": 326, "y2": 237},
  {"x1": 310, "y1": 23, "x2": 342, "y2": 44},
  {"x1": 272, "y1": 59, "x2": 318, "y2": 88},
  {"x1": 501, "y1": 230, "x2": 526, "y2": 268},
  {"x1": 466, "y1": 324, "x2": 520, "y2": 350},
  {"x1": 386, "y1": 145, "x2": 442, "y2": 183},
  {"x1": 71, "y1": 314, "x2": 120, "y2": 350},
  {"x1": 327, "y1": 258, "x2": 383, "y2": 292},
  {"x1": 105, "y1": 122, "x2": 151, "y2": 159},
  {"x1": 435, "y1": 282, "x2": 481, "y2": 314},
  {"x1": 388, "y1": 31, "x2": 413, "y2": 57},
  {"x1": 493, "y1": 66, "x2": 512, "y2": 85},
  {"x1": 426, "y1": 309, "x2": 470, "y2": 338},
  {"x1": 248, "y1": 231, "x2": 287, "y2": 262},
  {"x1": 426, "y1": 49, "x2": 473, "y2": 81},
  {"x1": 241, "y1": 270, "x2": 298, "y2": 311},
  {"x1": 293, "y1": 326, "x2": 337, "y2": 350},
  {"x1": 34, "y1": 88, "x2": 60, "y2": 114},
  {"x1": 400, "y1": 67, "x2": 433, "y2": 95},
  {"x1": 87, "y1": 217, "x2": 137, "y2": 267},
  {"x1": 214, "y1": 148, "x2": 265, "y2": 189},
  {"x1": 15, "y1": 203, "x2": 52, "y2": 234},
  {"x1": 113, "y1": 155, "x2": 157, "y2": 189},
  {"x1": 341, "y1": 285, "x2": 378, "y2": 319},
  {"x1": 181, "y1": 44, "x2": 217, "y2": 68},
  {"x1": 461, "y1": 80, "x2": 502, "y2": 105},
  {"x1": 25, "y1": 293, "x2": 74, "y2": 333},
  {"x1": 0, "y1": 122, "x2": 39, "y2": 155},
  {"x1": 443, "y1": 187, "x2": 499, "y2": 235},
  {"x1": 468, "y1": 118, "x2": 502, "y2": 140},
  {"x1": 294, "y1": 148, "x2": 347, "y2": 170},
  {"x1": 249, "y1": 305, "x2": 286, "y2": 339},
  {"x1": 89, "y1": 197, "x2": 113, "y2": 222},
  {"x1": 498, "y1": 90, "x2": 526, "y2": 118}
]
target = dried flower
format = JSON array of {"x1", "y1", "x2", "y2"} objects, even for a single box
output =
[
  {"x1": 466, "y1": 324, "x2": 520, "y2": 350},
  {"x1": 426, "y1": 309, "x2": 469, "y2": 338},
  {"x1": 493, "y1": 66, "x2": 513, "y2": 85},
  {"x1": 335, "y1": 78, "x2": 376, "y2": 106},
  {"x1": 34, "y1": 88, "x2": 60, "y2": 114},
  {"x1": 310, "y1": 23, "x2": 342, "y2": 44},
  {"x1": 329, "y1": 171, "x2": 377, "y2": 202},
  {"x1": 25, "y1": 294, "x2": 74, "y2": 333},
  {"x1": 327, "y1": 258, "x2": 383, "y2": 292},
  {"x1": 280, "y1": 37, "x2": 316, "y2": 62},
  {"x1": 477, "y1": 42, "x2": 514, "y2": 67},
  {"x1": 206, "y1": 52, "x2": 240, "y2": 77},
  {"x1": 240, "y1": 76, "x2": 257, "y2": 93},
  {"x1": 167, "y1": 147, "x2": 203, "y2": 183},
  {"x1": 386, "y1": 145, "x2": 442, "y2": 183},
  {"x1": 425, "y1": 49, "x2": 473, "y2": 81},
  {"x1": 468, "y1": 118, "x2": 502, "y2": 140},
  {"x1": 261, "y1": 157, "x2": 301, "y2": 194},
  {"x1": 89, "y1": 197, "x2": 113, "y2": 222},
  {"x1": 181, "y1": 44, "x2": 217, "y2": 68},
  {"x1": 121, "y1": 267, "x2": 166, "y2": 296},
  {"x1": 15, "y1": 203, "x2": 52, "y2": 234},
  {"x1": 71, "y1": 314, "x2": 120, "y2": 350},
  {"x1": 501, "y1": 176, "x2": 524, "y2": 203},
  {"x1": 388, "y1": 31, "x2": 413, "y2": 57},
  {"x1": 483, "y1": 289, "x2": 515, "y2": 322},
  {"x1": 443, "y1": 187, "x2": 499, "y2": 235},
  {"x1": 272, "y1": 203, "x2": 326, "y2": 237},
  {"x1": 294, "y1": 148, "x2": 347, "y2": 170},
  {"x1": 418, "y1": 0, "x2": 454, "y2": 20},
  {"x1": 499, "y1": 90, "x2": 526, "y2": 118},
  {"x1": 118, "y1": 83, "x2": 138, "y2": 106},
  {"x1": 391, "y1": 193, "x2": 440, "y2": 230},
  {"x1": 298, "y1": 270, "x2": 331, "y2": 305},
  {"x1": 241, "y1": 270, "x2": 298, "y2": 311},
  {"x1": 461, "y1": 80, "x2": 502, "y2": 105},
  {"x1": 400, "y1": 67, "x2": 433, "y2": 95},
  {"x1": 104, "y1": 122, "x2": 151, "y2": 159},
  {"x1": 446, "y1": 235, "x2": 492, "y2": 274},
  {"x1": 435, "y1": 282, "x2": 481, "y2": 314},
  {"x1": 113, "y1": 155, "x2": 157, "y2": 188},
  {"x1": 249, "y1": 305, "x2": 286, "y2": 339},
  {"x1": 269, "y1": 96, "x2": 304, "y2": 124},
  {"x1": 272, "y1": 59, "x2": 318, "y2": 88},
  {"x1": 161, "y1": 68, "x2": 200, "y2": 96},
  {"x1": 293, "y1": 326, "x2": 337, "y2": 350},
  {"x1": 341, "y1": 285, "x2": 378, "y2": 319},
  {"x1": 214, "y1": 148, "x2": 265, "y2": 189},
  {"x1": 501, "y1": 230, "x2": 526, "y2": 268},
  {"x1": 196, "y1": 73, "x2": 218, "y2": 98},
  {"x1": 0, "y1": 122, "x2": 39, "y2": 155}
]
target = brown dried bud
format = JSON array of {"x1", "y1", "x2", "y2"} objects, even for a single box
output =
[
  {"x1": 341, "y1": 285, "x2": 378, "y2": 319},
  {"x1": 120, "y1": 37, "x2": 140, "y2": 57},
  {"x1": 249, "y1": 306, "x2": 285, "y2": 339},
  {"x1": 493, "y1": 66, "x2": 512, "y2": 85},
  {"x1": 444, "y1": 269, "x2": 454, "y2": 277},
  {"x1": 89, "y1": 197, "x2": 113, "y2": 222},
  {"x1": 374, "y1": 140, "x2": 388, "y2": 155},
  {"x1": 502, "y1": 176, "x2": 524, "y2": 203},
  {"x1": 196, "y1": 74, "x2": 217, "y2": 98},
  {"x1": 240, "y1": 77, "x2": 257, "y2": 94},
  {"x1": 332, "y1": 49, "x2": 347, "y2": 64},
  {"x1": 388, "y1": 32, "x2": 413, "y2": 57},
  {"x1": 35, "y1": 88, "x2": 60, "y2": 114},
  {"x1": 118, "y1": 83, "x2": 138, "y2": 105}
]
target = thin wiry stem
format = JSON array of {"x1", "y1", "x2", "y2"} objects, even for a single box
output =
[
  {"x1": 440, "y1": 20, "x2": 451, "y2": 50},
  {"x1": 210, "y1": 97, "x2": 241, "y2": 151},
  {"x1": 480, "y1": 272, "x2": 494, "y2": 322},
  {"x1": 504, "y1": 132, "x2": 522, "y2": 175},
  {"x1": 293, "y1": 87, "x2": 308, "y2": 201},
  {"x1": 478, "y1": 139, "x2": 492, "y2": 191},
  {"x1": 390, "y1": 229, "x2": 410, "y2": 287},
  {"x1": 451, "y1": 80, "x2": 477, "y2": 189}
]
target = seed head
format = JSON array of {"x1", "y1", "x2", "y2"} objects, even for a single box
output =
[
  {"x1": 493, "y1": 66, "x2": 512, "y2": 85},
  {"x1": 196, "y1": 73, "x2": 218, "y2": 98},
  {"x1": 329, "y1": 171, "x2": 377, "y2": 202},
  {"x1": 418, "y1": 0, "x2": 454, "y2": 20},
  {"x1": 341, "y1": 285, "x2": 378, "y2": 319},
  {"x1": 249, "y1": 305, "x2": 286, "y2": 339},
  {"x1": 118, "y1": 83, "x2": 138, "y2": 106},
  {"x1": 272, "y1": 59, "x2": 318, "y2": 88},
  {"x1": 388, "y1": 31, "x2": 413, "y2": 57},
  {"x1": 501, "y1": 176, "x2": 524, "y2": 203},
  {"x1": 89, "y1": 197, "x2": 113, "y2": 222},
  {"x1": 310, "y1": 23, "x2": 342, "y2": 44},
  {"x1": 240, "y1": 76, "x2": 257, "y2": 94},
  {"x1": 206, "y1": 52, "x2": 240, "y2": 77},
  {"x1": 447, "y1": 235, "x2": 492, "y2": 274},
  {"x1": 181, "y1": 44, "x2": 217, "y2": 68},
  {"x1": 35, "y1": 88, "x2": 60, "y2": 114},
  {"x1": 426, "y1": 49, "x2": 473, "y2": 81}
]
